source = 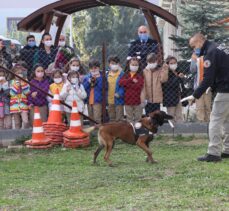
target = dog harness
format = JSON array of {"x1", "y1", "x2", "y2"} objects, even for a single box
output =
[{"x1": 130, "y1": 122, "x2": 152, "y2": 139}]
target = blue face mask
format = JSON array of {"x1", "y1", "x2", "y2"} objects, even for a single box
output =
[
  {"x1": 195, "y1": 48, "x2": 201, "y2": 56},
  {"x1": 138, "y1": 33, "x2": 149, "y2": 42},
  {"x1": 28, "y1": 41, "x2": 36, "y2": 47}
]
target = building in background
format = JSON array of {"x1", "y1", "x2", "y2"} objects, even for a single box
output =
[
  {"x1": 0, "y1": 0, "x2": 71, "y2": 45},
  {"x1": 158, "y1": 0, "x2": 181, "y2": 59}
]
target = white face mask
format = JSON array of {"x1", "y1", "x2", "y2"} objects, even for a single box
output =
[
  {"x1": 110, "y1": 64, "x2": 119, "y2": 71},
  {"x1": 71, "y1": 77, "x2": 79, "y2": 84},
  {"x1": 58, "y1": 41, "x2": 66, "y2": 47},
  {"x1": 54, "y1": 78, "x2": 62, "y2": 84},
  {"x1": 170, "y1": 64, "x2": 178, "y2": 71},
  {"x1": 91, "y1": 70, "x2": 100, "y2": 76},
  {"x1": 147, "y1": 63, "x2": 157, "y2": 70},
  {"x1": 44, "y1": 40, "x2": 52, "y2": 47},
  {"x1": 70, "y1": 66, "x2": 80, "y2": 72},
  {"x1": 0, "y1": 76, "x2": 5, "y2": 81},
  {"x1": 130, "y1": 65, "x2": 139, "y2": 72}
]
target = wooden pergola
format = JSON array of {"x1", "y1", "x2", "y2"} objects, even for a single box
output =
[{"x1": 17, "y1": 0, "x2": 178, "y2": 45}]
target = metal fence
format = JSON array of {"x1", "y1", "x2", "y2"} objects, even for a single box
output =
[{"x1": 0, "y1": 41, "x2": 211, "y2": 130}]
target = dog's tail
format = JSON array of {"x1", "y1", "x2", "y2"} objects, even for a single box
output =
[{"x1": 82, "y1": 124, "x2": 100, "y2": 134}]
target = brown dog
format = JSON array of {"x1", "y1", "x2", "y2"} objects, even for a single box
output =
[{"x1": 84, "y1": 111, "x2": 173, "y2": 166}]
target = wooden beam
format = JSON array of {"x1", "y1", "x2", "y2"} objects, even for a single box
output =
[
  {"x1": 44, "y1": 12, "x2": 54, "y2": 33},
  {"x1": 142, "y1": 9, "x2": 161, "y2": 43},
  {"x1": 54, "y1": 16, "x2": 67, "y2": 46},
  {"x1": 142, "y1": 9, "x2": 164, "y2": 63}
]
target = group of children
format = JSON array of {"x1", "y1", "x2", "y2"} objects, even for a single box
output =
[{"x1": 0, "y1": 52, "x2": 184, "y2": 130}]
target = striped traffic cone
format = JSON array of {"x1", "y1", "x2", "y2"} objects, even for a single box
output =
[
  {"x1": 63, "y1": 101, "x2": 88, "y2": 139},
  {"x1": 43, "y1": 88, "x2": 67, "y2": 145},
  {"x1": 63, "y1": 101, "x2": 89, "y2": 148},
  {"x1": 25, "y1": 107, "x2": 52, "y2": 148}
]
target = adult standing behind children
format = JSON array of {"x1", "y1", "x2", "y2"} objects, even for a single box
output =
[
  {"x1": 128, "y1": 25, "x2": 158, "y2": 68},
  {"x1": 0, "y1": 38, "x2": 12, "y2": 70},
  {"x1": 38, "y1": 33, "x2": 57, "y2": 71},
  {"x1": 0, "y1": 68, "x2": 11, "y2": 129},
  {"x1": 107, "y1": 55, "x2": 125, "y2": 122},
  {"x1": 20, "y1": 35, "x2": 38, "y2": 79},
  {"x1": 141, "y1": 53, "x2": 168, "y2": 115}
]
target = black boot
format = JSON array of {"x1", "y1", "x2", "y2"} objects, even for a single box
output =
[
  {"x1": 197, "y1": 154, "x2": 221, "y2": 162},
  {"x1": 221, "y1": 153, "x2": 229, "y2": 158}
]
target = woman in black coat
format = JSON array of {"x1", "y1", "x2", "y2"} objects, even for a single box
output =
[{"x1": 162, "y1": 56, "x2": 184, "y2": 123}]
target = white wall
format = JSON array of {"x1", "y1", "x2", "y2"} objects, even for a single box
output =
[{"x1": 0, "y1": 0, "x2": 57, "y2": 35}]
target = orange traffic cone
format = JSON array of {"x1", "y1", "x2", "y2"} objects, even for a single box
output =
[
  {"x1": 47, "y1": 88, "x2": 62, "y2": 123},
  {"x1": 43, "y1": 88, "x2": 67, "y2": 145},
  {"x1": 25, "y1": 107, "x2": 52, "y2": 148},
  {"x1": 63, "y1": 101, "x2": 88, "y2": 139}
]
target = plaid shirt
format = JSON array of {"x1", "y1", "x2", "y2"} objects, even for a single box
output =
[{"x1": 28, "y1": 78, "x2": 50, "y2": 106}]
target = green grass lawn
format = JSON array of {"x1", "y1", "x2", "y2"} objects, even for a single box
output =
[{"x1": 0, "y1": 135, "x2": 229, "y2": 211}]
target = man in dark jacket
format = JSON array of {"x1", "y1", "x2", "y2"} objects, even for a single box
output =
[
  {"x1": 128, "y1": 25, "x2": 159, "y2": 68},
  {"x1": 188, "y1": 33, "x2": 229, "y2": 162},
  {"x1": 20, "y1": 35, "x2": 38, "y2": 78}
]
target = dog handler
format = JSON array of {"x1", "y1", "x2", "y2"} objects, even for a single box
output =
[{"x1": 186, "y1": 32, "x2": 229, "y2": 162}]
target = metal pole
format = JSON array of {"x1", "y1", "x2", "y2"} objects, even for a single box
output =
[
  {"x1": 1, "y1": 65, "x2": 98, "y2": 124},
  {"x1": 101, "y1": 42, "x2": 107, "y2": 123},
  {"x1": 69, "y1": 15, "x2": 73, "y2": 48}
]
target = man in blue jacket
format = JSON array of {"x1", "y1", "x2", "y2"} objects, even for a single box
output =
[{"x1": 128, "y1": 25, "x2": 158, "y2": 68}]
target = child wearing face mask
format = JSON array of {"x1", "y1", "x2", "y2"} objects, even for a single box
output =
[
  {"x1": 83, "y1": 59, "x2": 104, "y2": 123},
  {"x1": 162, "y1": 56, "x2": 184, "y2": 123},
  {"x1": 48, "y1": 69, "x2": 64, "y2": 108},
  {"x1": 141, "y1": 53, "x2": 169, "y2": 115},
  {"x1": 28, "y1": 64, "x2": 50, "y2": 124},
  {"x1": 119, "y1": 57, "x2": 144, "y2": 123},
  {"x1": 107, "y1": 55, "x2": 125, "y2": 121},
  {"x1": 0, "y1": 68, "x2": 12, "y2": 129},
  {"x1": 10, "y1": 66, "x2": 30, "y2": 129},
  {"x1": 60, "y1": 71, "x2": 87, "y2": 125},
  {"x1": 64, "y1": 57, "x2": 86, "y2": 82}
]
